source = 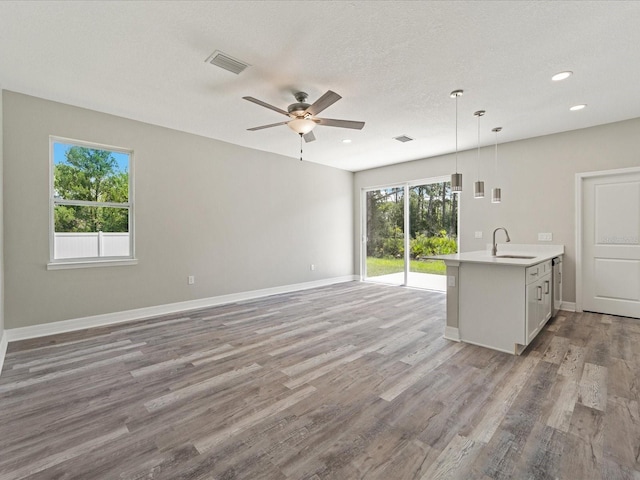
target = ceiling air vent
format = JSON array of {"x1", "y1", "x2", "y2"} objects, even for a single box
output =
[
  {"x1": 394, "y1": 135, "x2": 414, "y2": 143},
  {"x1": 205, "y1": 50, "x2": 250, "y2": 75}
]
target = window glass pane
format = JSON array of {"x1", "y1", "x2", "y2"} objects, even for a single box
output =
[
  {"x1": 54, "y1": 205, "x2": 130, "y2": 259},
  {"x1": 53, "y1": 142, "x2": 129, "y2": 203}
]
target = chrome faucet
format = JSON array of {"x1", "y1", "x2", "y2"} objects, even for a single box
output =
[{"x1": 492, "y1": 227, "x2": 511, "y2": 256}]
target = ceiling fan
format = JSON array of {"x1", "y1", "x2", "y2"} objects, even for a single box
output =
[{"x1": 243, "y1": 90, "x2": 365, "y2": 143}]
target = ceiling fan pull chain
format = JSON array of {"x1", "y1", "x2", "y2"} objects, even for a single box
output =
[{"x1": 300, "y1": 133, "x2": 303, "y2": 161}]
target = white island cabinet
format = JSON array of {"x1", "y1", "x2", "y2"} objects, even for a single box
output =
[{"x1": 430, "y1": 244, "x2": 564, "y2": 355}]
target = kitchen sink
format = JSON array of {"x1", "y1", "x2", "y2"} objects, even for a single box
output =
[{"x1": 496, "y1": 255, "x2": 536, "y2": 259}]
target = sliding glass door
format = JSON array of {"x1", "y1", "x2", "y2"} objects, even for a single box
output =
[
  {"x1": 363, "y1": 178, "x2": 458, "y2": 291},
  {"x1": 407, "y1": 182, "x2": 457, "y2": 290},
  {"x1": 364, "y1": 187, "x2": 405, "y2": 286}
]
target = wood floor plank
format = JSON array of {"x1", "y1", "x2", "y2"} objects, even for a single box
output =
[
  {"x1": 144, "y1": 362, "x2": 262, "y2": 412},
  {"x1": 557, "y1": 343, "x2": 587, "y2": 379},
  {"x1": 419, "y1": 434, "x2": 484, "y2": 480},
  {"x1": 545, "y1": 374, "x2": 579, "y2": 432},
  {"x1": 541, "y1": 335, "x2": 571, "y2": 364},
  {"x1": 193, "y1": 385, "x2": 317, "y2": 453},
  {"x1": 579, "y1": 362, "x2": 608, "y2": 411},
  {"x1": 0, "y1": 426, "x2": 129, "y2": 480},
  {"x1": 380, "y1": 341, "x2": 464, "y2": 401},
  {"x1": 603, "y1": 395, "x2": 640, "y2": 471},
  {"x1": 466, "y1": 354, "x2": 541, "y2": 443},
  {"x1": 559, "y1": 403, "x2": 605, "y2": 480}
]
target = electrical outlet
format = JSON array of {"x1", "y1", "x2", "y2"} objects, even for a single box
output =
[
  {"x1": 447, "y1": 275, "x2": 456, "y2": 287},
  {"x1": 475, "y1": 231, "x2": 483, "y2": 239},
  {"x1": 538, "y1": 233, "x2": 553, "y2": 242},
  {"x1": 188, "y1": 275, "x2": 195, "y2": 285},
  {"x1": 310, "y1": 264, "x2": 316, "y2": 271}
]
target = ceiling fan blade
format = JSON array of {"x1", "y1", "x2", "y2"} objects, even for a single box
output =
[
  {"x1": 242, "y1": 96, "x2": 289, "y2": 116},
  {"x1": 315, "y1": 118, "x2": 365, "y2": 130},
  {"x1": 247, "y1": 121, "x2": 289, "y2": 131},
  {"x1": 303, "y1": 131, "x2": 316, "y2": 143},
  {"x1": 306, "y1": 90, "x2": 342, "y2": 116}
]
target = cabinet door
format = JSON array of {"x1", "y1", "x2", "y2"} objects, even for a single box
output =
[
  {"x1": 541, "y1": 274, "x2": 552, "y2": 326},
  {"x1": 526, "y1": 281, "x2": 542, "y2": 343}
]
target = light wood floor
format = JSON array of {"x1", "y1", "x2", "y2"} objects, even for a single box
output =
[{"x1": 0, "y1": 282, "x2": 638, "y2": 479}]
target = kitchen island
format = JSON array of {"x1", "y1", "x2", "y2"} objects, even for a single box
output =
[{"x1": 431, "y1": 244, "x2": 564, "y2": 355}]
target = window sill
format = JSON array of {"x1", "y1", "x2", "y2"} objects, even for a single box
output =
[{"x1": 47, "y1": 258, "x2": 138, "y2": 270}]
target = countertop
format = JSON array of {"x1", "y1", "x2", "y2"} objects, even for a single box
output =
[{"x1": 428, "y1": 244, "x2": 564, "y2": 267}]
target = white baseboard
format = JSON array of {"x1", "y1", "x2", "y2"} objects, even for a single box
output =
[
  {"x1": 560, "y1": 301, "x2": 576, "y2": 312},
  {"x1": 5, "y1": 275, "x2": 358, "y2": 343},
  {"x1": 444, "y1": 326, "x2": 460, "y2": 342},
  {"x1": 0, "y1": 330, "x2": 8, "y2": 375}
]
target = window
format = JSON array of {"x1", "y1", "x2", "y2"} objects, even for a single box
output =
[{"x1": 48, "y1": 137, "x2": 136, "y2": 269}]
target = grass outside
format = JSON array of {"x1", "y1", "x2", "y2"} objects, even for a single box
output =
[{"x1": 366, "y1": 257, "x2": 447, "y2": 277}]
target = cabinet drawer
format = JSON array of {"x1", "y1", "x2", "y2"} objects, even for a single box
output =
[
  {"x1": 541, "y1": 260, "x2": 552, "y2": 274},
  {"x1": 526, "y1": 265, "x2": 540, "y2": 284}
]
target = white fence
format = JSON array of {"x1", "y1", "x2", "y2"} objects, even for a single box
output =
[{"x1": 54, "y1": 232, "x2": 130, "y2": 259}]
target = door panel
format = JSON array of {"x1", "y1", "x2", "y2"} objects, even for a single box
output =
[
  {"x1": 364, "y1": 187, "x2": 405, "y2": 285},
  {"x1": 406, "y1": 182, "x2": 457, "y2": 291},
  {"x1": 594, "y1": 259, "x2": 640, "y2": 301},
  {"x1": 583, "y1": 171, "x2": 640, "y2": 318},
  {"x1": 595, "y1": 182, "x2": 640, "y2": 244}
]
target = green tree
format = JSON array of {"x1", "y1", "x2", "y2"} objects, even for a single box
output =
[{"x1": 54, "y1": 146, "x2": 129, "y2": 232}]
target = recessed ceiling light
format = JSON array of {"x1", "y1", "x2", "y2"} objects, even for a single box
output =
[
  {"x1": 342, "y1": 139, "x2": 352, "y2": 144},
  {"x1": 552, "y1": 71, "x2": 573, "y2": 81},
  {"x1": 570, "y1": 104, "x2": 587, "y2": 111}
]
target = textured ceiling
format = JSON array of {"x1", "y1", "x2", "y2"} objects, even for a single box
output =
[{"x1": 1, "y1": 1, "x2": 639, "y2": 171}]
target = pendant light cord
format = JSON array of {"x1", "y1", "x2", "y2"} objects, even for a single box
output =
[
  {"x1": 493, "y1": 128, "x2": 501, "y2": 180},
  {"x1": 455, "y1": 95, "x2": 459, "y2": 173},
  {"x1": 494, "y1": 130, "x2": 498, "y2": 174},
  {"x1": 477, "y1": 115, "x2": 481, "y2": 181}
]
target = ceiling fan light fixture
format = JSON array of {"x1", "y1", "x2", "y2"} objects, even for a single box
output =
[{"x1": 288, "y1": 118, "x2": 316, "y2": 135}]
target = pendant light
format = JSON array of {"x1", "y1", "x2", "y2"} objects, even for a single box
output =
[
  {"x1": 474, "y1": 110, "x2": 486, "y2": 198},
  {"x1": 450, "y1": 90, "x2": 463, "y2": 193},
  {"x1": 491, "y1": 127, "x2": 502, "y2": 203}
]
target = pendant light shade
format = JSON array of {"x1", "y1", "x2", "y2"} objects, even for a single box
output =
[
  {"x1": 492, "y1": 127, "x2": 503, "y2": 204},
  {"x1": 452, "y1": 173, "x2": 463, "y2": 191},
  {"x1": 450, "y1": 89, "x2": 464, "y2": 193},
  {"x1": 474, "y1": 110, "x2": 486, "y2": 199}
]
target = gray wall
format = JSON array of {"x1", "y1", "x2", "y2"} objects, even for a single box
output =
[
  {"x1": 3, "y1": 91, "x2": 354, "y2": 329},
  {"x1": 0, "y1": 87, "x2": 4, "y2": 334},
  {"x1": 354, "y1": 117, "x2": 640, "y2": 303}
]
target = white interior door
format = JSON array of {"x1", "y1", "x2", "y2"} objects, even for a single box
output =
[{"x1": 582, "y1": 169, "x2": 640, "y2": 318}]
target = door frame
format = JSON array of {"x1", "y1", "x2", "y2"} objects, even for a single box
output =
[
  {"x1": 575, "y1": 165, "x2": 640, "y2": 313},
  {"x1": 360, "y1": 175, "x2": 455, "y2": 284}
]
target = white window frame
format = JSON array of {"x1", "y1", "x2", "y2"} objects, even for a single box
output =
[{"x1": 47, "y1": 136, "x2": 137, "y2": 270}]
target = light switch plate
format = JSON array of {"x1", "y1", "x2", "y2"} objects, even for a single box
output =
[
  {"x1": 447, "y1": 275, "x2": 456, "y2": 287},
  {"x1": 538, "y1": 232, "x2": 553, "y2": 241},
  {"x1": 475, "y1": 231, "x2": 483, "y2": 239}
]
